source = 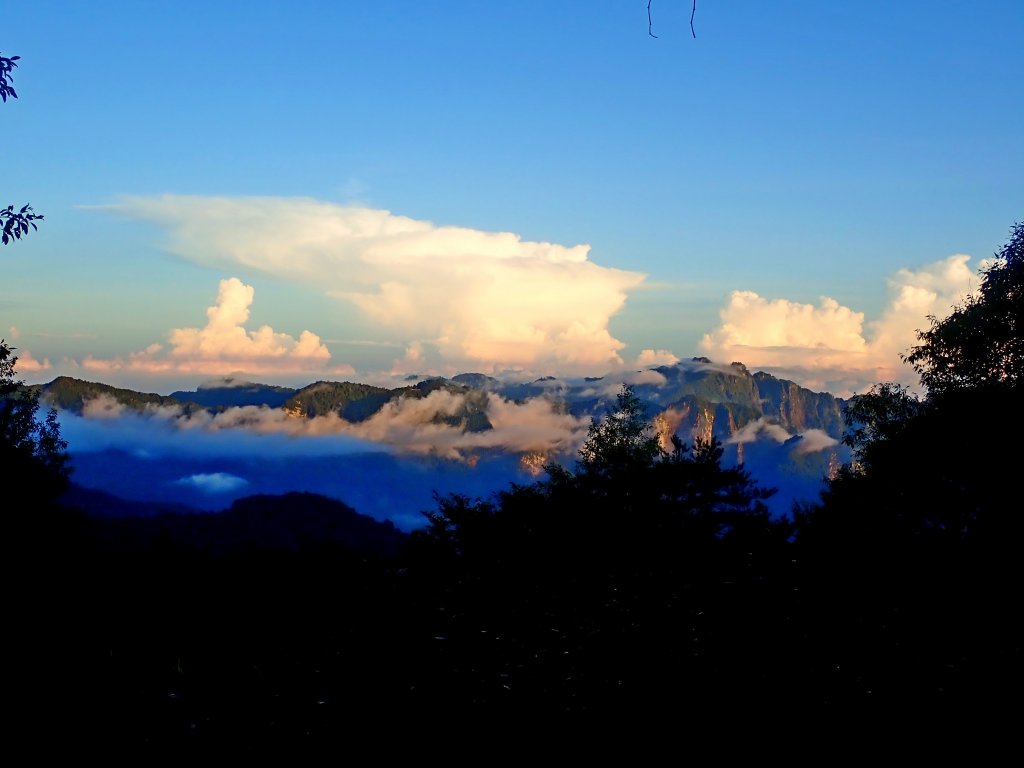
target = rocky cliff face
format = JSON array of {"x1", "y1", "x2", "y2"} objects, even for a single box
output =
[
  {"x1": 621, "y1": 358, "x2": 846, "y2": 444},
  {"x1": 753, "y1": 371, "x2": 845, "y2": 436}
]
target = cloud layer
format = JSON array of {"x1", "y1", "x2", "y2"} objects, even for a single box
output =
[
  {"x1": 699, "y1": 255, "x2": 978, "y2": 396},
  {"x1": 68, "y1": 388, "x2": 591, "y2": 462},
  {"x1": 106, "y1": 195, "x2": 646, "y2": 374}
]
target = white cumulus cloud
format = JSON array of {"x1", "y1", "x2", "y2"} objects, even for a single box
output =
[
  {"x1": 104, "y1": 195, "x2": 646, "y2": 374},
  {"x1": 633, "y1": 348, "x2": 680, "y2": 368},
  {"x1": 82, "y1": 277, "x2": 353, "y2": 382},
  {"x1": 699, "y1": 255, "x2": 978, "y2": 396},
  {"x1": 791, "y1": 428, "x2": 839, "y2": 455}
]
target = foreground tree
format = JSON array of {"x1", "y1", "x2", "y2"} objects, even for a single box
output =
[
  {"x1": 904, "y1": 221, "x2": 1023, "y2": 397},
  {"x1": 0, "y1": 342, "x2": 69, "y2": 496},
  {"x1": 838, "y1": 381, "x2": 925, "y2": 472},
  {"x1": 408, "y1": 385, "x2": 790, "y2": 713},
  {"x1": 792, "y1": 222, "x2": 1024, "y2": 704}
]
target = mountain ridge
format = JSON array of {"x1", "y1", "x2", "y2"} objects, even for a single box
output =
[{"x1": 36, "y1": 357, "x2": 847, "y2": 443}]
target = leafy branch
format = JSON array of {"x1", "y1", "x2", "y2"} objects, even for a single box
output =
[
  {"x1": 2, "y1": 51, "x2": 44, "y2": 244},
  {"x1": 1, "y1": 51, "x2": 20, "y2": 102},
  {"x1": 1, "y1": 204, "x2": 44, "y2": 245}
]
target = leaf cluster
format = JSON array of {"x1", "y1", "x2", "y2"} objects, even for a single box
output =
[
  {"x1": 840, "y1": 382, "x2": 925, "y2": 469},
  {"x1": 1, "y1": 204, "x2": 44, "y2": 245},
  {"x1": 0, "y1": 52, "x2": 19, "y2": 102}
]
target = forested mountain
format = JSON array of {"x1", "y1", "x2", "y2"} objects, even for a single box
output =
[
  {"x1": 282, "y1": 377, "x2": 493, "y2": 431},
  {"x1": 35, "y1": 376, "x2": 202, "y2": 415}
]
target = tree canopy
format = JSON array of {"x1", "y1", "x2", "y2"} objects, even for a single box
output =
[
  {"x1": 904, "y1": 221, "x2": 1023, "y2": 397},
  {"x1": 0, "y1": 342, "x2": 69, "y2": 497}
]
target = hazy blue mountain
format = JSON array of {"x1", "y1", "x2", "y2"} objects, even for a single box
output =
[
  {"x1": 170, "y1": 378, "x2": 298, "y2": 409},
  {"x1": 59, "y1": 487, "x2": 409, "y2": 559},
  {"x1": 58, "y1": 482, "x2": 203, "y2": 519},
  {"x1": 63, "y1": 447, "x2": 535, "y2": 531}
]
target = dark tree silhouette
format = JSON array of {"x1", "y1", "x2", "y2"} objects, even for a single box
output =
[
  {"x1": 0, "y1": 341, "x2": 69, "y2": 496},
  {"x1": 839, "y1": 381, "x2": 925, "y2": 470},
  {"x1": 0, "y1": 51, "x2": 19, "y2": 101},
  {"x1": 576, "y1": 383, "x2": 661, "y2": 477},
  {"x1": 904, "y1": 222, "x2": 1024, "y2": 397},
  {"x1": 408, "y1": 384, "x2": 787, "y2": 714},
  {"x1": 792, "y1": 221, "x2": 1024, "y2": 705}
]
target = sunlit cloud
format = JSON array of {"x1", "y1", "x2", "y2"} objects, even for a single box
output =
[
  {"x1": 633, "y1": 348, "x2": 680, "y2": 368},
  {"x1": 725, "y1": 418, "x2": 837, "y2": 456},
  {"x1": 62, "y1": 395, "x2": 382, "y2": 457},
  {"x1": 102, "y1": 195, "x2": 647, "y2": 374},
  {"x1": 621, "y1": 369, "x2": 669, "y2": 387},
  {"x1": 3, "y1": 327, "x2": 51, "y2": 372},
  {"x1": 389, "y1": 341, "x2": 434, "y2": 376},
  {"x1": 726, "y1": 417, "x2": 793, "y2": 446},
  {"x1": 341, "y1": 390, "x2": 590, "y2": 458},
  {"x1": 7, "y1": 348, "x2": 51, "y2": 373},
  {"x1": 81, "y1": 277, "x2": 354, "y2": 381},
  {"x1": 699, "y1": 255, "x2": 977, "y2": 396},
  {"x1": 65, "y1": 388, "x2": 591, "y2": 462},
  {"x1": 791, "y1": 428, "x2": 839, "y2": 455}
]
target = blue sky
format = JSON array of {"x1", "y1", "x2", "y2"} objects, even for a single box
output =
[{"x1": 4, "y1": 1, "x2": 1022, "y2": 397}]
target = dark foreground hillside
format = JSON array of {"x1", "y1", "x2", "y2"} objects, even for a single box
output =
[
  {"x1": 10, "y1": 494, "x2": 417, "y2": 752},
  {"x1": 9, "y1": 432, "x2": 1019, "y2": 754}
]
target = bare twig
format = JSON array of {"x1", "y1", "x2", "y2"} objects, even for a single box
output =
[{"x1": 647, "y1": 1, "x2": 697, "y2": 40}]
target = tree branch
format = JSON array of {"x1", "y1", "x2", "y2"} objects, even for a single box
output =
[{"x1": 647, "y1": 2, "x2": 697, "y2": 40}]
